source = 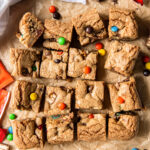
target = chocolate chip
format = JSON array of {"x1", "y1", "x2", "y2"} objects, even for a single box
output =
[
  {"x1": 112, "y1": 0, "x2": 118, "y2": 4},
  {"x1": 85, "y1": 26, "x2": 93, "y2": 34},
  {"x1": 87, "y1": 86, "x2": 94, "y2": 93},
  {"x1": 143, "y1": 69, "x2": 150, "y2": 76},
  {"x1": 53, "y1": 12, "x2": 61, "y2": 20},
  {"x1": 54, "y1": 59, "x2": 61, "y2": 63},
  {"x1": 21, "y1": 68, "x2": 28, "y2": 76}
]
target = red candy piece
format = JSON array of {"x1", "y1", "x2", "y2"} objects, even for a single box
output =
[
  {"x1": 0, "y1": 128, "x2": 7, "y2": 143},
  {"x1": 38, "y1": 125, "x2": 43, "y2": 130},
  {"x1": 49, "y1": 6, "x2": 56, "y2": 13},
  {"x1": 117, "y1": 97, "x2": 125, "y2": 104},
  {"x1": 89, "y1": 114, "x2": 94, "y2": 119},
  {"x1": 134, "y1": 0, "x2": 143, "y2": 5},
  {"x1": 57, "y1": 51, "x2": 63, "y2": 55},
  {"x1": 142, "y1": 56, "x2": 150, "y2": 63},
  {"x1": 95, "y1": 43, "x2": 103, "y2": 50}
]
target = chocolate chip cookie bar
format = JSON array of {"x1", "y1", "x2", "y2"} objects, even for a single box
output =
[
  {"x1": 12, "y1": 118, "x2": 44, "y2": 149},
  {"x1": 12, "y1": 80, "x2": 45, "y2": 113},
  {"x1": 108, "y1": 77, "x2": 142, "y2": 112},
  {"x1": 72, "y1": 9, "x2": 107, "y2": 46},
  {"x1": 104, "y1": 41, "x2": 139, "y2": 76},
  {"x1": 46, "y1": 113, "x2": 74, "y2": 144},
  {"x1": 108, "y1": 8, "x2": 138, "y2": 40},
  {"x1": 75, "y1": 80, "x2": 104, "y2": 109},
  {"x1": 43, "y1": 19, "x2": 73, "y2": 51},
  {"x1": 77, "y1": 113, "x2": 106, "y2": 141},
  {"x1": 67, "y1": 48, "x2": 98, "y2": 80},
  {"x1": 44, "y1": 86, "x2": 73, "y2": 115},
  {"x1": 10, "y1": 48, "x2": 42, "y2": 78},
  {"x1": 16, "y1": 12, "x2": 44, "y2": 48},
  {"x1": 40, "y1": 49, "x2": 68, "y2": 79},
  {"x1": 108, "y1": 113, "x2": 139, "y2": 140}
]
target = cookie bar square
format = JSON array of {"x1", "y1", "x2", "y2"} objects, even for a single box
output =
[
  {"x1": 12, "y1": 118, "x2": 44, "y2": 149},
  {"x1": 75, "y1": 80, "x2": 104, "y2": 109},
  {"x1": 104, "y1": 41, "x2": 139, "y2": 76},
  {"x1": 108, "y1": 113, "x2": 139, "y2": 140},
  {"x1": 43, "y1": 19, "x2": 73, "y2": 51},
  {"x1": 72, "y1": 9, "x2": 107, "y2": 46},
  {"x1": 40, "y1": 49, "x2": 68, "y2": 79},
  {"x1": 46, "y1": 113, "x2": 74, "y2": 144},
  {"x1": 108, "y1": 8, "x2": 138, "y2": 40},
  {"x1": 44, "y1": 86, "x2": 73, "y2": 115},
  {"x1": 10, "y1": 48, "x2": 42, "y2": 78},
  {"x1": 12, "y1": 80, "x2": 45, "y2": 113},
  {"x1": 67, "y1": 48, "x2": 98, "y2": 80},
  {"x1": 108, "y1": 77, "x2": 142, "y2": 112},
  {"x1": 77, "y1": 113, "x2": 106, "y2": 141},
  {"x1": 16, "y1": 12, "x2": 44, "y2": 48}
]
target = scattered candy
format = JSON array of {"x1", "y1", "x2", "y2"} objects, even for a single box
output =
[
  {"x1": 8, "y1": 126, "x2": 13, "y2": 134},
  {"x1": 143, "y1": 69, "x2": 150, "y2": 76},
  {"x1": 49, "y1": 5, "x2": 56, "y2": 13},
  {"x1": 53, "y1": 12, "x2": 61, "y2": 20},
  {"x1": 142, "y1": 56, "x2": 150, "y2": 63},
  {"x1": 57, "y1": 51, "x2": 63, "y2": 55},
  {"x1": 58, "y1": 37, "x2": 66, "y2": 45},
  {"x1": 117, "y1": 97, "x2": 125, "y2": 104},
  {"x1": 111, "y1": 26, "x2": 119, "y2": 32},
  {"x1": 84, "y1": 66, "x2": 91, "y2": 74},
  {"x1": 0, "y1": 128, "x2": 7, "y2": 142},
  {"x1": 85, "y1": 26, "x2": 93, "y2": 34},
  {"x1": 131, "y1": 148, "x2": 139, "y2": 150},
  {"x1": 58, "y1": 103, "x2": 66, "y2": 110},
  {"x1": 145, "y1": 62, "x2": 150, "y2": 70},
  {"x1": 32, "y1": 66, "x2": 37, "y2": 71},
  {"x1": 0, "y1": 61, "x2": 14, "y2": 89},
  {"x1": 98, "y1": 49, "x2": 106, "y2": 56},
  {"x1": 0, "y1": 90, "x2": 10, "y2": 120},
  {"x1": 95, "y1": 43, "x2": 103, "y2": 50},
  {"x1": 6, "y1": 133, "x2": 13, "y2": 141},
  {"x1": 9, "y1": 113, "x2": 16, "y2": 120},
  {"x1": 30, "y1": 93, "x2": 37, "y2": 101},
  {"x1": 89, "y1": 114, "x2": 94, "y2": 119},
  {"x1": 134, "y1": 0, "x2": 143, "y2": 5},
  {"x1": 51, "y1": 115, "x2": 61, "y2": 119},
  {"x1": 54, "y1": 59, "x2": 61, "y2": 63}
]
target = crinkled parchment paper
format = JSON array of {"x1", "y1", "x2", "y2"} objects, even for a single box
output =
[{"x1": 0, "y1": 0, "x2": 150, "y2": 149}]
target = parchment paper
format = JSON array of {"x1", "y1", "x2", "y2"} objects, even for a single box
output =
[{"x1": 0, "y1": 0, "x2": 150, "y2": 149}]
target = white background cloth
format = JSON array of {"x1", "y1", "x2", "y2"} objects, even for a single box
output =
[{"x1": 0, "y1": 0, "x2": 21, "y2": 36}]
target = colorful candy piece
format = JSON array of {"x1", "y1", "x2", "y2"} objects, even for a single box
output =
[
  {"x1": 58, "y1": 103, "x2": 66, "y2": 110},
  {"x1": 0, "y1": 61, "x2": 14, "y2": 89},
  {"x1": 111, "y1": 26, "x2": 119, "y2": 32},
  {"x1": 30, "y1": 93, "x2": 37, "y2": 101},
  {"x1": 58, "y1": 37, "x2": 66, "y2": 45},
  {"x1": 84, "y1": 66, "x2": 91, "y2": 74},
  {"x1": 89, "y1": 114, "x2": 94, "y2": 119},
  {"x1": 51, "y1": 115, "x2": 61, "y2": 119},
  {"x1": 9, "y1": 113, "x2": 16, "y2": 120},
  {"x1": 57, "y1": 51, "x2": 63, "y2": 55},
  {"x1": 98, "y1": 49, "x2": 106, "y2": 56},
  {"x1": 6, "y1": 133, "x2": 13, "y2": 141},
  {"x1": 145, "y1": 62, "x2": 150, "y2": 70},
  {"x1": 134, "y1": 0, "x2": 143, "y2": 5},
  {"x1": 117, "y1": 97, "x2": 125, "y2": 104},
  {"x1": 142, "y1": 56, "x2": 150, "y2": 63},
  {"x1": 0, "y1": 90, "x2": 10, "y2": 120},
  {"x1": 32, "y1": 66, "x2": 37, "y2": 71},
  {"x1": 95, "y1": 42, "x2": 103, "y2": 50},
  {"x1": 38, "y1": 125, "x2": 43, "y2": 130},
  {"x1": 143, "y1": 69, "x2": 150, "y2": 76},
  {"x1": 8, "y1": 126, "x2": 13, "y2": 134},
  {"x1": 0, "y1": 128, "x2": 7, "y2": 142},
  {"x1": 49, "y1": 5, "x2": 56, "y2": 13},
  {"x1": 131, "y1": 148, "x2": 139, "y2": 150}
]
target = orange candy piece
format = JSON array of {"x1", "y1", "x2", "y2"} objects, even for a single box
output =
[
  {"x1": 117, "y1": 97, "x2": 125, "y2": 104},
  {"x1": 84, "y1": 66, "x2": 91, "y2": 74},
  {"x1": 58, "y1": 103, "x2": 66, "y2": 110},
  {"x1": 89, "y1": 114, "x2": 94, "y2": 119},
  {"x1": 49, "y1": 6, "x2": 56, "y2": 13}
]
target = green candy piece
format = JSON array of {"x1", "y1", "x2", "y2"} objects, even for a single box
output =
[
  {"x1": 51, "y1": 115, "x2": 61, "y2": 119},
  {"x1": 9, "y1": 114, "x2": 16, "y2": 120},
  {"x1": 58, "y1": 37, "x2": 66, "y2": 45},
  {"x1": 115, "y1": 113, "x2": 120, "y2": 116},
  {"x1": 7, "y1": 133, "x2": 13, "y2": 141},
  {"x1": 32, "y1": 66, "x2": 37, "y2": 71}
]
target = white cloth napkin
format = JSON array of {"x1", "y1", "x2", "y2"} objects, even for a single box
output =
[
  {"x1": 61, "y1": 0, "x2": 86, "y2": 5},
  {"x1": 0, "y1": 0, "x2": 22, "y2": 36}
]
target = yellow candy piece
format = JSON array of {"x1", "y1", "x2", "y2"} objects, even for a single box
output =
[
  {"x1": 145, "y1": 62, "x2": 150, "y2": 70},
  {"x1": 30, "y1": 93, "x2": 37, "y2": 101},
  {"x1": 98, "y1": 49, "x2": 106, "y2": 56}
]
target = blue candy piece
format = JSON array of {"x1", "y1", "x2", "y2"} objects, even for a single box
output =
[
  {"x1": 111, "y1": 26, "x2": 119, "y2": 32},
  {"x1": 8, "y1": 126, "x2": 13, "y2": 134},
  {"x1": 131, "y1": 148, "x2": 139, "y2": 150},
  {"x1": 51, "y1": 115, "x2": 61, "y2": 119}
]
